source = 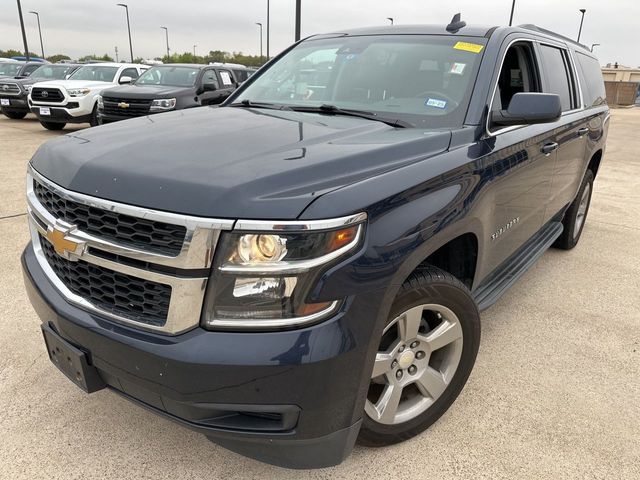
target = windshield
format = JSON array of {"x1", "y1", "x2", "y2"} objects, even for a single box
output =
[
  {"x1": 235, "y1": 35, "x2": 487, "y2": 128},
  {"x1": 32, "y1": 65, "x2": 78, "y2": 80},
  {"x1": 136, "y1": 66, "x2": 200, "y2": 87},
  {"x1": 69, "y1": 66, "x2": 119, "y2": 82},
  {"x1": 0, "y1": 63, "x2": 22, "y2": 77}
]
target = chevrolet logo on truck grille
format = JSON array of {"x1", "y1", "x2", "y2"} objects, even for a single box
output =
[
  {"x1": 118, "y1": 102, "x2": 130, "y2": 109},
  {"x1": 45, "y1": 226, "x2": 85, "y2": 261}
]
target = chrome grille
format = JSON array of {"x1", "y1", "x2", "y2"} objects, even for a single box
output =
[
  {"x1": 40, "y1": 235, "x2": 172, "y2": 326},
  {"x1": 26, "y1": 166, "x2": 234, "y2": 335},
  {"x1": 31, "y1": 87, "x2": 65, "y2": 103},
  {"x1": 0, "y1": 82, "x2": 20, "y2": 95},
  {"x1": 34, "y1": 180, "x2": 187, "y2": 256}
]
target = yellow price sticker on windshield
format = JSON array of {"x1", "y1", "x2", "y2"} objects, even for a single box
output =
[{"x1": 453, "y1": 42, "x2": 484, "y2": 54}]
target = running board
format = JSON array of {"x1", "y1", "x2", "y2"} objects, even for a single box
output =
[{"x1": 473, "y1": 221, "x2": 563, "y2": 311}]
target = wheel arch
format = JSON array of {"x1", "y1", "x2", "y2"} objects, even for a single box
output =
[{"x1": 588, "y1": 149, "x2": 603, "y2": 177}]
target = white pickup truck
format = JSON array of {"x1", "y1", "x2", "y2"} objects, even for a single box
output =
[{"x1": 29, "y1": 63, "x2": 147, "y2": 130}]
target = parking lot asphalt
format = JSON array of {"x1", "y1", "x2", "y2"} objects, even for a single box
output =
[{"x1": 0, "y1": 112, "x2": 638, "y2": 480}]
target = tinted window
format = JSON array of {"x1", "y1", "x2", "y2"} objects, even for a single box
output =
[
  {"x1": 23, "y1": 64, "x2": 41, "y2": 76},
  {"x1": 492, "y1": 42, "x2": 540, "y2": 113},
  {"x1": 540, "y1": 45, "x2": 574, "y2": 111},
  {"x1": 576, "y1": 52, "x2": 606, "y2": 107},
  {"x1": 202, "y1": 70, "x2": 219, "y2": 89},
  {"x1": 120, "y1": 68, "x2": 139, "y2": 81},
  {"x1": 218, "y1": 69, "x2": 235, "y2": 86},
  {"x1": 137, "y1": 66, "x2": 200, "y2": 87},
  {"x1": 236, "y1": 35, "x2": 488, "y2": 128},
  {"x1": 70, "y1": 66, "x2": 119, "y2": 82}
]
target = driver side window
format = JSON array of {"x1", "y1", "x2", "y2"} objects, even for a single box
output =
[{"x1": 490, "y1": 41, "x2": 540, "y2": 131}]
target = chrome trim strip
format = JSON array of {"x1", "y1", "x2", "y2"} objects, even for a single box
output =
[
  {"x1": 234, "y1": 212, "x2": 367, "y2": 232},
  {"x1": 205, "y1": 300, "x2": 340, "y2": 330},
  {"x1": 219, "y1": 224, "x2": 363, "y2": 274},
  {"x1": 28, "y1": 166, "x2": 233, "y2": 269}
]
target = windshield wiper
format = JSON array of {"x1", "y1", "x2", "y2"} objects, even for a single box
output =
[
  {"x1": 228, "y1": 99, "x2": 291, "y2": 111},
  {"x1": 287, "y1": 104, "x2": 412, "y2": 128}
]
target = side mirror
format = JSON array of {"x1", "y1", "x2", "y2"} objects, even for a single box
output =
[
  {"x1": 202, "y1": 83, "x2": 217, "y2": 92},
  {"x1": 119, "y1": 75, "x2": 133, "y2": 85},
  {"x1": 492, "y1": 93, "x2": 562, "y2": 126}
]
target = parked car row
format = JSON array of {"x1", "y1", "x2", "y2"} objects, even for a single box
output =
[{"x1": 0, "y1": 60, "x2": 256, "y2": 130}]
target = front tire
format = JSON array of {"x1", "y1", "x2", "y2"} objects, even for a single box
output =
[
  {"x1": 3, "y1": 111, "x2": 27, "y2": 120},
  {"x1": 40, "y1": 121, "x2": 65, "y2": 131},
  {"x1": 359, "y1": 266, "x2": 481, "y2": 447},
  {"x1": 554, "y1": 169, "x2": 594, "y2": 250},
  {"x1": 89, "y1": 104, "x2": 99, "y2": 127}
]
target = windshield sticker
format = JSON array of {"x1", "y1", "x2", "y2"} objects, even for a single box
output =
[
  {"x1": 450, "y1": 63, "x2": 466, "y2": 75},
  {"x1": 453, "y1": 41, "x2": 484, "y2": 54},
  {"x1": 425, "y1": 98, "x2": 447, "y2": 109}
]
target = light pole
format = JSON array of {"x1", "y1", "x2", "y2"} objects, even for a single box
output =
[
  {"x1": 266, "y1": 0, "x2": 270, "y2": 59},
  {"x1": 387, "y1": 17, "x2": 394, "y2": 25},
  {"x1": 116, "y1": 4, "x2": 134, "y2": 62},
  {"x1": 295, "y1": 0, "x2": 301, "y2": 41},
  {"x1": 161, "y1": 26, "x2": 170, "y2": 61},
  {"x1": 29, "y1": 11, "x2": 44, "y2": 59},
  {"x1": 591, "y1": 43, "x2": 600, "y2": 53},
  {"x1": 193, "y1": 44, "x2": 197, "y2": 57},
  {"x1": 509, "y1": 0, "x2": 516, "y2": 26},
  {"x1": 255, "y1": 23, "x2": 263, "y2": 62},
  {"x1": 16, "y1": 0, "x2": 30, "y2": 61},
  {"x1": 577, "y1": 8, "x2": 586, "y2": 43}
]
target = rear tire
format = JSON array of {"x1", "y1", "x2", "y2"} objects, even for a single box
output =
[
  {"x1": 3, "y1": 111, "x2": 27, "y2": 120},
  {"x1": 40, "y1": 121, "x2": 65, "y2": 131},
  {"x1": 554, "y1": 169, "x2": 594, "y2": 250},
  {"x1": 359, "y1": 266, "x2": 481, "y2": 447}
]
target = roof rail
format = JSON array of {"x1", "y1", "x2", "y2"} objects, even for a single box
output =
[{"x1": 517, "y1": 24, "x2": 589, "y2": 50}]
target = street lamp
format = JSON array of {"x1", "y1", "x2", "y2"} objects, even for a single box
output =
[
  {"x1": 577, "y1": 8, "x2": 586, "y2": 43},
  {"x1": 29, "y1": 11, "x2": 44, "y2": 59},
  {"x1": 255, "y1": 22, "x2": 263, "y2": 62},
  {"x1": 193, "y1": 44, "x2": 197, "y2": 57},
  {"x1": 16, "y1": 0, "x2": 30, "y2": 61},
  {"x1": 161, "y1": 26, "x2": 170, "y2": 61},
  {"x1": 591, "y1": 43, "x2": 600, "y2": 53},
  {"x1": 509, "y1": 0, "x2": 516, "y2": 26},
  {"x1": 116, "y1": 4, "x2": 134, "y2": 62},
  {"x1": 387, "y1": 17, "x2": 394, "y2": 25},
  {"x1": 295, "y1": 0, "x2": 301, "y2": 41}
]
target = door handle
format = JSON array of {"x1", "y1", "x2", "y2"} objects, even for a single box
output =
[
  {"x1": 577, "y1": 127, "x2": 589, "y2": 137},
  {"x1": 541, "y1": 142, "x2": 558, "y2": 155}
]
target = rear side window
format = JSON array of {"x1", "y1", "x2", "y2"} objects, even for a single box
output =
[
  {"x1": 539, "y1": 45, "x2": 575, "y2": 111},
  {"x1": 575, "y1": 52, "x2": 606, "y2": 107}
]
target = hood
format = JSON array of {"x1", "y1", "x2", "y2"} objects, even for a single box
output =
[
  {"x1": 33, "y1": 79, "x2": 115, "y2": 90},
  {"x1": 30, "y1": 106, "x2": 451, "y2": 220},
  {"x1": 101, "y1": 84, "x2": 194, "y2": 99}
]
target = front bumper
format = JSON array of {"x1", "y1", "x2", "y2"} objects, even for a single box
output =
[
  {"x1": 0, "y1": 94, "x2": 29, "y2": 113},
  {"x1": 22, "y1": 242, "x2": 379, "y2": 468},
  {"x1": 29, "y1": 105, "x2": 91, "y2": 124}
]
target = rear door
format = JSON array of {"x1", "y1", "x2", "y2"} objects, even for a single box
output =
[
  {"x1": 536, "y1": 42, "x2": 589, "y2": 221},
  {"x1": 199, "y1": 68, "x2": 223, "y2": 105}
]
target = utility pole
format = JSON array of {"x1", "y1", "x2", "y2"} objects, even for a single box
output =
[
  {"x1": 255, "y1": 23, "x2": 263, "y2": 63},
  {"x1": 295, "y1": 0, "x2": 301, "y2": 41},
  {"x1": 117, "y1": 4, "x2": 134, "y2": 62},
  {"x1": 193, "y1": 44, "x2": 197, "y2": 57},
  {"x1": 161, "y1": 27, "x2": 170, "y2": 61},
  {"x1": 16, "y1": 0, "x2": 30, "y2": 61},
  {"x1": 266, "y1": 0, "x2": 270, "y2": 60},
  {"x1": 29, "y1": 11, "x2": 44, "y2": 58},
  {"x1": 509, "y1": 0, "x2": 516, "y2": 26},
  {"x1": 577, "y1": 9, "x2": 586, "y2": 43},
  {"x1": 115, "y1": 46, "x2": 119, "y2": 62}
]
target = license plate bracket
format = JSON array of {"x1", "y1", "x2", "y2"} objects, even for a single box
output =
[
  {"x1": 39, "y1": 107, "x2": 50, "y2": 116},
  {"x1": 41, "y1": 324, "x2": 106, "y2": 393}
]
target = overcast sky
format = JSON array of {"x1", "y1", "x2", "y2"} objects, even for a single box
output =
[{"x1": 0, "y1": 0, "x2": 637, "y2": 66}]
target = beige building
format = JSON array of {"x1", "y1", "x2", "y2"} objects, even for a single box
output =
[{"x1": 601, "y1": 66, "x2": 640, "y2": 105}]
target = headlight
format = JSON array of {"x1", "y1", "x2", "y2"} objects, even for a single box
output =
[
  {"x1": 66, "y1": 87, "x2": 91, "y2": 97},
  {"x1": 201, "y1": 215, "x2": 366, "y2": 330},
  {"x1": 96, "y1": 95, "x2": 103, "y2": 109},
  {"x1": 150, "y1": 98, "x2": 176, "y2": 111}
]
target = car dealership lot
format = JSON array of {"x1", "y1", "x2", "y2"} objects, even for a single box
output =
[{"x1": 0, "y1": 111, "x2": 638, "y2": 479}]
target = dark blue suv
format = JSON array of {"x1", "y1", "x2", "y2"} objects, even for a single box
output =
[{"x1": 22, "y1": 20, "x2": 608, "y2": 468}]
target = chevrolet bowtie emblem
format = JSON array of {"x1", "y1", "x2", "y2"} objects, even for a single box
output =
[
  {"x1": 118, "y1": 102, "x2": 130, "y2": 109},
  {"x1": 46, "y1": 227, "x2": 82, "y2": 259}
]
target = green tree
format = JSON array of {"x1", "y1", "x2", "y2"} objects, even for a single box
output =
[
  {"x1": 78, "y1": 53, "x2": 114, "y2": 62},
  {"x1": 46, "y1": 54, "x2": 71, "y2": 63}
]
